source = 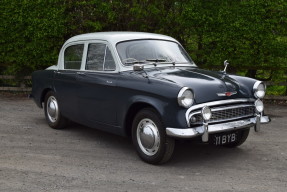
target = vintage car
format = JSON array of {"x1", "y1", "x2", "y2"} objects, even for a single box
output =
[{"x1": 31, "y1": 32, "x2": 270, "y2": 164}]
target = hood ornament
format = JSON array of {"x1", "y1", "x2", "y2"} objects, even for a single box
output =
[{"x1": 223, "y1": 60, "x2": 229, "y2": 74}]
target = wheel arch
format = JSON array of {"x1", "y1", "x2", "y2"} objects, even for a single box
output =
[
  {"x1": 124, "y1": 102, "x2": 163, "y2": 138},
  {"x1": 40, "y1": 88, "x2": 54, "y2": 108}
]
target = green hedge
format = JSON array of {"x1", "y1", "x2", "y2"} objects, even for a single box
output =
[
  {"x1": 0, "y1": 0, "x2": 66, "y2": 75},
  {"x1": 1, "y1": 0, "x2": 286, "y2": 80}
]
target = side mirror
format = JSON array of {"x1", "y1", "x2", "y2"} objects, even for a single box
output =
[{"x1": 133, "y1": 64, "x2": 144, "y2": 71}]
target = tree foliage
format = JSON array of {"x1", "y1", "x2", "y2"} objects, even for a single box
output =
[
  {"x1": 1, "y1": 0, "x2": 286, "y2": 81},
  {"x1": 0, "y1": 0, "x2": 66, "y2": 75}
]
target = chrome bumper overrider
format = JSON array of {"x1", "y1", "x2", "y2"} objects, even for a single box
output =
[{"x1": 166, "y1": 115, "x2": 270, "y2": 141}]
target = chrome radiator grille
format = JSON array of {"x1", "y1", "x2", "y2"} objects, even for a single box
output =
[{"x1": 190, "y1": 104, "x2": 255, "y2": 124}]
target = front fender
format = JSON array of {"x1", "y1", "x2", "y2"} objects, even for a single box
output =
[
  {"x1": 128, "y1": 95, "x2": 168, "y2": 117},
  {"x1": 119, "y1": 94, "x2": 188, "y2": 132}
]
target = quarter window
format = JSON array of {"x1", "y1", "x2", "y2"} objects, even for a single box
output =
[
  {"x1": 64, "y1": 44, "x2": 84, "y2": 70},
  {"x1": 86, "y1": 43, "x2": 116, "y2": 71}
]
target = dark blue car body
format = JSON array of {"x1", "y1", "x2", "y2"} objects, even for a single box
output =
[{"x1": 31, "y1": 32, "x2": 270, "y2": 164}]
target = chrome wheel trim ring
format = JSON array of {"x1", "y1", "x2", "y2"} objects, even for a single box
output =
[
  {"x1": 47, "y1": 96, "x2": 59, "y2": 123},
  {"x1": 136, "y1": 118, "x2": 160, "y2": 156}
]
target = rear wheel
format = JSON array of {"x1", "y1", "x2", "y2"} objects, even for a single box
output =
[
  {"x1": 132, "y1": 108, "x2": 175, "y2": 164},
  {"x1": 224, "y1": 128, "x2": 250, "y2": 148},
  {"x1": 44, "y1": 91, "x2": 68, "y2": 129}
]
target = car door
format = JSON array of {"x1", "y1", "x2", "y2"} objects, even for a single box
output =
[
  {"x1": 76, "y1": 42, "x2": 118, "y2": 127},
  {"x1": 53, "y1": 43, "x2": 84, "y2": 120}
]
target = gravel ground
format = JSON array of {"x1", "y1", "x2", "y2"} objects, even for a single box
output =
[{"x1": 0, "y1": 95, "x2": 286, "y2": 192}]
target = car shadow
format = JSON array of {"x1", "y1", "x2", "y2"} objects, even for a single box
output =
[
  {"x1": 169, "y1": 140, "x2": 249, "y2": 166},
  {"x1": 63, "y1": 122, "x2": 134, "y2": 152},
  {"x1": 57, "y1": 122, "x2": 251, "y2": 166}
]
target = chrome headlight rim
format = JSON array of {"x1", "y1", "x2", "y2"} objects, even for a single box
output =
[
  {"x1": 177, "y1": 87, "x2": 195, "y2": 108},
  {"x1": 202, "y1": 106, "x2": 212, "y2": 121},
  {"x1": 253, "y1": 81, "x2": 266, "y2": 99},
  {"x1": 255, "y1": 99, "x2": 264, "y2": 113}
]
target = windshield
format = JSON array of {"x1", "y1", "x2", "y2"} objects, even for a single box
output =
[{"x1": 116, "y1": 40, "x2": 195, "y2": 66}]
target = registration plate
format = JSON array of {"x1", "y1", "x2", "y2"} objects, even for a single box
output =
[{"x1": 212, "y1": 132, "x2": 237, "y2": 146}]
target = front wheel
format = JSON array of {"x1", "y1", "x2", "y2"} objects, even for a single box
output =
[
  {"x1": 44, "y1": 91, "x2": 68, "y2": 129},
  {"x1": 132, "y1": 108, "x2": 175, "y2": 164}
]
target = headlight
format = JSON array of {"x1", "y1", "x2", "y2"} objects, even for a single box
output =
[
  {"x1": 253, "y1": 81, "x2": 266, "y2": 99},
  {"x1": 202, "y1": 106, "x2": 212, "y2": 121},
  {"x1": 177, "y1": 87, "x2": 194, "y2": 108},
  {"x1": 255, "y1": 99, "x2": 264, "y2": 113}
]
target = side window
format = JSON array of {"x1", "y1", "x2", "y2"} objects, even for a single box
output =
[
  {"x1": 104, "y1": 47, "x2": 116, "y2": 71},
  {"x1": 86, "y1": 43, "x2": 116, "y2": 71},
  {"x1": 64, "y1": 44, "x2": 84, "y2": 70}
]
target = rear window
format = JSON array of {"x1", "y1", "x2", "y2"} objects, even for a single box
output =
[{"x1": 64, "y1": 44, "x2": 84, "y2": 70}]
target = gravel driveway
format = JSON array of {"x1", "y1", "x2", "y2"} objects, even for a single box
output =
[{"x1": 0, "y1": 95, "x2": 286, "y2": 192}]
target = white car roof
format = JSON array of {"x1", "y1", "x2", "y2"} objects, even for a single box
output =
[
  {"x1": 64, "y1": 32, "x2": 179, "y2": 45},
  {"x1": 51, "y1": 32, "x2": 194, "y2": 72}
]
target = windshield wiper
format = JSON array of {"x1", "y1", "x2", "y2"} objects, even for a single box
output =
[
  {"x1": 146, "y1": 59, "x2": 177, "y2": 66},
  {"x1": 125, "y1": 58, "x2": 166, "y2": 65},
  {"x1": 145, "y1": 59, "x2": 167, "y2": 62},
  {"x1": 146, "y1": 59, "x2": 179, "y2": 67},
  {"x1": 125, "y1": 58, "x2": 183, "y2": 66},
  {"x1": 124, "y1": 60, "x2": 146, "y2": 65}
]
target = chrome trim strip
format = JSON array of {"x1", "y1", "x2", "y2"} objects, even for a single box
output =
[
  {"x1": 211, "y1": 103, "x2": 254, "y2": 112},
  {"x1": 167, "y1": 115, "x2": 270, "y2": 139},
  {"x1": 166, "y1": 127, "x2": 198, "y2": 139},
  {"x1": 209, "y1": 119, "x2": 254, "y2": 133},
  {"x1": 167, "y1": 118, "x2": 256, "y2": 139},
  {"x1": 185, "y1": 98, "x2": 255, "y2": 126},
  {"x1": 102, "y1": 45, "x2": 108, "y2": 69}
]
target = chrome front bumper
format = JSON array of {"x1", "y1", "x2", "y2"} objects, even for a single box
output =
[{"x1": 166, "y1": 115, "x2": 270, "y2": 141}]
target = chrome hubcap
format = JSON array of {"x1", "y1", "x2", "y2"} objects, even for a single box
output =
[
  {"x1": 47, "y1": 96, "x2": 58, "y2": 123},
  {"x1": 137, "y1": 118, "x2": 160, "y2": 156}
]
